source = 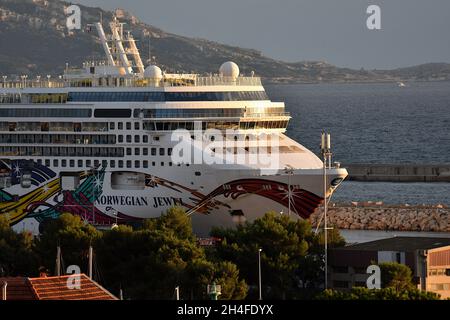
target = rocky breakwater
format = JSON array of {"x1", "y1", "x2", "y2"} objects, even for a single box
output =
[{"x1": 310, "y1": 202, "x2": 450, "y2": 232}]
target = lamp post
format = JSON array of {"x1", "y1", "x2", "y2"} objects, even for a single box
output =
[
  {"x1": 320, "y1": 132, "x2": 332, "y2": 289},
  {"x1": 175, "y1": 286, "x2": 180, "y2": 300},
  {"x1": 284, "y1": 166, "x2": 294, "y2": 217},
  {"x1": 258, "y1": 248, "x2": 262, "y2": 300}
]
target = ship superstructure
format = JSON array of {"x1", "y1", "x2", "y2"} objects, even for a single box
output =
[{"x1": 0, "y1": 18, "x2": 347, "y2": 234}]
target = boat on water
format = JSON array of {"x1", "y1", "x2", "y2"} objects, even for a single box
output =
[{"x1": 0, "y1": 18, "x2": 347, "y2": 234}]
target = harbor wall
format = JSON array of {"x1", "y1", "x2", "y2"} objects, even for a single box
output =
[
  {"x1": 344, "y1": 164, "x2": 450, "y2": 182},
  {"x1": 310, "y1": 203, "x2": 450, "y2": 232}
]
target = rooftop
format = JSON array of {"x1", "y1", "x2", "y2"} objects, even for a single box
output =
[
  {"x1": 0, "y1": 274, "x2": 117, "y2": 300},
  {"x1": 334, "y1": 237, "x2": 450, "y2": 252}
]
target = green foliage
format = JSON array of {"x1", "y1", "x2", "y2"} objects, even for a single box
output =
[
  {"x1": 316, "y1": 287, "x2": 440, "y2": 300},
  {"x1": 0, "y1": 215, "x2": 38, "y2": 276},
  {"x1": 142, "y1": 207, "x2": 194, "y2": 241},
  {"x1": 379, "y1": 262, "x2": 415, "y2": 291},
  {"x1": 210, "y1": 212, "x2": 345, "y2": 299},
  {"x1": 212, "y1": 261, "x2": 248, "y2": 300},
  {"x1": 35, "y1": 213, "x2": 101, "y2": 274},
  {"x1": 96, "y1": 208, "x2": 247, "y2": 299}
]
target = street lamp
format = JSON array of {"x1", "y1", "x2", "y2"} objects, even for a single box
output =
[
  {"x1": 320, "y1": 132, "x2": 332, "y2": 289},
  {"x1": 258, "y1": 248, "x2": 262, "y2": 300}
]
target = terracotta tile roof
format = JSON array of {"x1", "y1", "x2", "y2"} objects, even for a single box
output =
[
  {"x1": 28, "y1": 274, "x2": 117, "y2": 300},
  {"x1": 1, "y1": 274, "x2": 117, "y2": 300},
  {"x1": 0, "y1": 277, "x2": 36, "y2": 300}
]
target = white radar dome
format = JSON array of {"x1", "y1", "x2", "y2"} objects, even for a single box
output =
[
  {"x1": 144, "y1": 65, "x2": 163, "y2": 79},
  {"x1": 219, "y1": 61, "x2": 239, "y2": 78}
]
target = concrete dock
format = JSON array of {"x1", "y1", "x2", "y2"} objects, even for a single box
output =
[{"x1": 344, "y1": 164, "x2": 450, "y2": 182}]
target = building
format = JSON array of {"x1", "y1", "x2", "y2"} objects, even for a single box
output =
[
  {"x1": 329, "y1": 237, "x2": 450, "y2": 299},
  {"x1": 0, "y1": 273, "x2": 117, "y2": 300}
]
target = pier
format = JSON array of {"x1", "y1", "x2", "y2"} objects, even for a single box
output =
[{"x1": 344, "y1": 164, "x2": 450, "y2": 182}]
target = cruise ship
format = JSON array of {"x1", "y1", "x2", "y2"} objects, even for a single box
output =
[{"x1": 0, "y1": 18, "x2": 347, "y2": 234}]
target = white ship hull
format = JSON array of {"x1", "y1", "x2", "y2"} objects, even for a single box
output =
[{"x1": 2, "y1": 159, "x2": 346, "y2": 235}]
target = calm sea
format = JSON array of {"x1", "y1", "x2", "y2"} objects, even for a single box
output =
[{"x1": 265, "y1": 82, "x2": 450, "y2": 205}]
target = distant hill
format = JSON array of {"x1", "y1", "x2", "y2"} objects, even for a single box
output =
[{"x1": 1, "y1": 0, "x2": 449, "y2": 83}]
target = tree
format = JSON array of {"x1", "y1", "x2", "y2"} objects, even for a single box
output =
[
  {"x1": 211, "y1": 261, "x2": 248, "y2": 300},
  {"x1": 315, "y1": 287, "x2": 440, "y2": 300},
  {"x1": 379, "y1": 262, "x2": 415, "y2": 291},
  {"x1": 96, "y1": 207, "x2": 247, "y2": 300},
  {"x1": 0, "y1": 215, "x2": 38, "y2": 276},
  {"x1": 210, "y1": 212, "x2": 345, "y2": 299},
  {"x1": 35, "y1": 213, "x2": 101, "y2": 275}
]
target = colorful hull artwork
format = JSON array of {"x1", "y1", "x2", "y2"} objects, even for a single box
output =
[{"x1": 0, "y1": 160, "x2": 323, "y2": 227}]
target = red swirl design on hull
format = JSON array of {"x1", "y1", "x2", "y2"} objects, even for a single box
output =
[{"x1": 188, "y1": 178, "x2": 323, "y2": 218}]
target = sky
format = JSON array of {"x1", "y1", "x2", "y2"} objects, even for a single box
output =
[{"x1": 73, "y1": 0, "x2": 450, "y2": 69}]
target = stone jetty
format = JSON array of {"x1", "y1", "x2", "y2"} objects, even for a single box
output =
[{"x1": 310, "y1": 202, "x2": 450, "y2": 232}]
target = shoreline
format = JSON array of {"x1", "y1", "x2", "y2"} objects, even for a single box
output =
[{"x1": 263, "y1": 79, "x2": 450, "y2": 85}]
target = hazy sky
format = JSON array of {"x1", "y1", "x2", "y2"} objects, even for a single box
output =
[{"x1": 73, "y1": 0, "x2": 450, "y2": 69}]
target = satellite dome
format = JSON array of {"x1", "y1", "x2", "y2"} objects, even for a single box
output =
[
  {"x1": 219, "y1": 61, "x2": 239, "y2": 78},
  {"x1": 144, "y1": 65, "x2": 163, "y2": 79}
]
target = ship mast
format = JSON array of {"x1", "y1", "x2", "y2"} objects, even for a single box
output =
[
  {"x1": 95, "y1": 22, "x2": 115, "y2": 67},
  {"x1": 94, "y1": 17, "x2": 145, "y2": 76},
  {"x1": 127, "y1": 32, "x2": 145, "y2": 74},
  {"x1": 109, "y1": 17, "x2": 133, "y2": 75}
]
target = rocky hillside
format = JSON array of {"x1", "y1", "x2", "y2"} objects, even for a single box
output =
[{"x1": 1, "y1": 0, "x2": 449, "y2": 82}]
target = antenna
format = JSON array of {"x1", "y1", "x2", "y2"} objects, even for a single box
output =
[{"x1": 148, "y1": 36, "x2": 151, "y2": 64}]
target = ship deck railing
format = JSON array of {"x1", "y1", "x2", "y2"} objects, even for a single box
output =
[
  {"x1": 0, "y1": 76, "x2": 262, "y2": 89},
  {"x1": 141, "y1": 112, "x2": 291, "y2": 119}
]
